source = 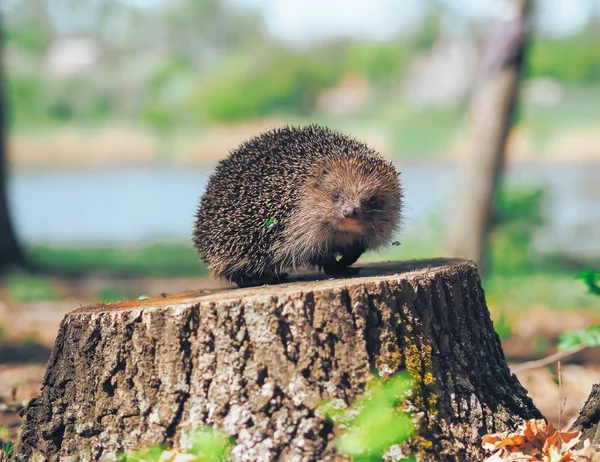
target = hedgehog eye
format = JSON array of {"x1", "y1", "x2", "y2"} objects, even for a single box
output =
[
  {"x1": 332, "y1": 190, "x2": 341, "y2": 201},
  {"x1": 366, "y1": 196, "x2": 382, "y2": 209}
]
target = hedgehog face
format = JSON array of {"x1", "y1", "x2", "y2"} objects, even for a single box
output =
[
  {"x1": 328, "y1": 186, "x2": 378, "y2": 234},
  {"x1": 308, "y1": 155, "x2": 402, "y2": 239}
]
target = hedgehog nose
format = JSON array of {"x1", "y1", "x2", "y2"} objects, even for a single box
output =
[{"x1": 343, "y1": 206, "x2": 360, "y2": 219}]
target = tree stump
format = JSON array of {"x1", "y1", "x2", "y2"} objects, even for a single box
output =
[
  {"x1": 17, "y1": 258, "x2": 541, "y2": 461},
  {"x1": 570, "y1": 384, "x2": 600, "y2": 448}
]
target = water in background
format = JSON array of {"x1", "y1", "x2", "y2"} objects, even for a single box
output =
[{"x1": 8, "y1": 163, "x2": 600, "y2": 257}]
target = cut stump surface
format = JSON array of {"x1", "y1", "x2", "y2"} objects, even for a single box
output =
[{"x1": 17, "y1": 258, "x2": 541, "y2": 461}]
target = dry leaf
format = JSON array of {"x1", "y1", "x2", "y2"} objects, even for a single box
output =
[
  {"x1": 571, "y1": 439, "x2": 600, "y2": 461},
  {"x1": 482, "y1": 433, "x2": 508, "y2": 451},
  {"x1": 482, "y1": 419, "x2": 585, "y2": 462}
]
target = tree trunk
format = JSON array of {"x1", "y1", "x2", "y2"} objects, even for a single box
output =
[
  {"x1": 448, "y1": 0, "x2": 531, "y2": 270},
  {"x1": 0, "y1": 16, "x2": 26, "y2": 273},
  {"x1": 17, "y1": 259, "x2": 541, "y2": 461}
]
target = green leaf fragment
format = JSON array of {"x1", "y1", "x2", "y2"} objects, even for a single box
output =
[
  {"x1": 318, "y1": 371, "x2": 415, "y2": 460},
  {"x1": 576, "y1": 270, "x2": 600, "y2": 296},
  {"x1": 265, "y1": 217, "x2": 278, "y2": 229},
  {"x1": 2, "y1": 441, "x2": 15, "y2": 456},
  {"x1": 558, "y1": 324, "x2": 600, "y2": 351}
]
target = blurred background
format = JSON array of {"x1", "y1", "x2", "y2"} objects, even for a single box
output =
[{"x1": 0, "y1": 0, "x2": 599, "y2": 441}]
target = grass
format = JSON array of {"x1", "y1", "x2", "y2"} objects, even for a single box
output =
[
  {"x1": 0, "y1": 240, "x2": 596, "y2": 319},
  {"x1": 1, "y1": 243, "x2": 207, "y2": 303},
  {"x1": 30, "y1": 243, "x2": 208, "y2": 278},
  {"x1": 369, "y1": 223, "x2": 600, "y2": 317},
  {"x1": 483, "y1": 271, "x2": 600, "y2": 314},
  {"x1": 4, "y1": 271, "x2": 60, "y2": 303},
  {"x1": 96, "y1": 287, "x2": 142, "y2": 303},
  {"x1": 383, "y1": 103, "x2": 466, "y2": 158}
]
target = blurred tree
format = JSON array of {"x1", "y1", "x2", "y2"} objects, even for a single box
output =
[
  {"x1": 3, "y1": 0, "x2": 53, "y2": 55},
  {"x1": 449, "y1": 0, "x2": 531, "y2": 270},
  {"x1": 413, "y1": 2, "x2": 444, "y2": 51},
  {"x1": 202, "y1": 50, "x2": 344, "y2": 122},
  {"x1": 345, "y1": 42, "x2": 411, "y2": 83},
  {"x1": 0, "y1": 14, "x2": 26, "y2": 273},
  {"x1": 154, "y1": 0, "x2": 264, "y2": 66}
]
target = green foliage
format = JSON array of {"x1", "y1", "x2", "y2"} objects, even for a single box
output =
[
  {"x1": 488, "y1": 186, "x2": 546, "y2": 273},
  {"x1": 96, "y1": 288, "x2": 140, "y2": 303},
  {"x1": 2, "y1": 440, "x2": 15, "y2": 456},
  {"x1": 319, "y1": 372, "x2": 415, "y2": 461},
  {"x1": 483, "y1": 272, "x2": 600, "y2": 314},
  {"x1": 185, "y1": 427, "x2": 233, "y2": 461},
  {"x1": 20, "y1": 336, "x2": 44, "y2": 349},
  {"x1": 6, "y1": 75, "x2": 47, "y2": 127},
  {"x1": 140, "y1": 58, "x2": 197, "y2": 133},
  {"x1": 345, "y1": 42, "x2": 411, "y2": 82},
  {"x1": 5, "y1": 0, "x2": 600, "y2": 135},
  {"x1": 48, "y1": 78, "x2": 114, "y2": 122},
  {"x1": 528, "y1": 37, "x2": 600, "y2": 84},
  {"x1": 493, "y1": 315, "x2": 513, "y2": 341},
  {"x1": 412, "y1": 6, "x2": 444, "y2": 51},
  {"x1": 495, "y1": 187, "x2": 545, "y2": 226},
  {"x1": 7, "y1": 73, "x2": 115, "y2": 127},
  {"x1": 4, "y1": 4, "x2": 53, "y2": 54},
  {"x1": 30, "y1": 244, "x2": 207, "y2": 278},
  {"x1": 119, "y1": 427, "x2": 232, "y2": 462},
  {"x1": 119, "y1": 443, "x2": 166, "y2": 462},
  {"x1": 203, "y1": 52, "x2": 343, "y2": 122},
  {"x1": 4, "y1": 272, "x2": 60, "y2": 303},
  {"x1": 0, "y1": 425, "x2": 10, "y2": 441},
  {"x1": 575, "y1": 270, "x2": 600, "y2": 296},
  {"x1": 558, "y1": 324, "x2": 600, "y2": 352},
  {"x1": 531, "y1": 335, "x2": 551, "y2": 357},
  {"x1": 389, "y1": 105, "x2": 465, "y2": 157},
  {"x1": 556, "y1": 273, "x2": 600, "y2": 351}
]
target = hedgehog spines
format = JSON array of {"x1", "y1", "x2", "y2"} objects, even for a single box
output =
[{"x1": 193, "y1": 124, "x2": 403, "y2": 287}]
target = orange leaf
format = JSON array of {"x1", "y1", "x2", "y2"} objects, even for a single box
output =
[{"x1": 496, "y1": 435, "x2": 526, "y2": 449}]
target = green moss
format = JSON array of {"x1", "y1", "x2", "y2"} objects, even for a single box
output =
[{"x1": 411, "y1": 435, "x2": 434, "y2": 452}]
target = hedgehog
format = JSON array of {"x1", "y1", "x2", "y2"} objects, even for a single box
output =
[{"x1": 193, "y1": 125, "x2": 403, "y2": 287}]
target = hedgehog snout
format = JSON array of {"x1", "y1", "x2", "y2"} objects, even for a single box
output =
[{"x1": 342, "y1": 206, "x2": 360, "y2": 219}]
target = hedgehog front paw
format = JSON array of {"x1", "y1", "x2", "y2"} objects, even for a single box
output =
[{"x1": 322, "y1": 257, "x2": 361, "y2": 277}]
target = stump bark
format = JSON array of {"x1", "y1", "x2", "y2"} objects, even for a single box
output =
[
  {"x1": 17, "y1": 258, "x2": 541, "y2": 461},
  {"x1": 570, "y1": 384, "x2": 600, "y2": 448}
]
